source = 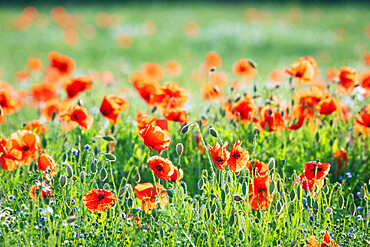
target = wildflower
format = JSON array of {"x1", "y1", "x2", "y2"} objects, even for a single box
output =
[
  {"x1": 285, "y1": 56, "x2": 317, "y2": 83},
  {"x1": 38, "y1": 152, "x2": 57, "y2": 179},
  {"x1": 163, "y1": 108, "x2": 189, "y2": 124},
  {"x1": 121, "y1": 213, "x2": 126, "y2": 219},
  {"x1": 227, "y1": 141, "x2": 249, "y2": 172},
  {"x1": 84, "y1": 144, "x2": 91, "y2": 150},
  {"x1": 135, "y1": 207, "x2": 141, "y2": 212},
  {"x1": 100, "y1": 94, "x2": 129, "y2": 124},
  {"x1": 134, "y1": 182, "x2": 168, "y2": 214},
  {"x1": 316, "y1": 97, "x2": 340, "y2": 115},
  {"x1": 201, "y1": 82, "x2": 224, "y2": 101},
  {"x1": 309, "y1": 216, "x2": 314, "y2": 221},
  {"x1": 233, "y1": 58, "x2": 257, "y2": 79},
  {"x1": 0, "y1": 137, "x2": 19, "y2": 172},
  {"x1": 72, "y1": 148, "x2": 79, "y2": 156},
  {"x1": 48, "y1": 51, "x2": 75, "y2": 76},
  {"x1": 159, "y1": 81, "x2": 188, "y2": 109},
  {"x1": 30, "y1": 82, "x2": 59, "y2": 103},
  {"x1": 27, "y1": 57, "x2": 43, "y2": 71},
  {"x1": 9, "y1": 195, "x2": 15, "y2": 200},
  {"x1": 294, "y1": 161, "x2": 330, "y2": 196},
  {"x1": 208, "y1": 141, "x2": 230, "y2": 170},
  {"x1": 82, "y1": 189, "x2": 117, "y2": 212},
  {"x1": 24, "y1": 120, "x2": 49, "y2": 134},
  {"x1": 62, "y1": 75, "x2": 93, "y2": 99},
  {"x1": 59, "y1": 105, "x2": 94, "y2": 130},
  {"x1": 333, "y1": 148, "x2": 348, "y2": 171},
  {"x1": 147, "y1": 156, "x2": 174, "y2": 180},
  {"x1": 247, "y1": 159, "x2": 269, "y2": 177},
  {"x1": 308, "y1": 232, "x2": 340, "y2": 247},
  {"x1": 249, "y1": 175, "x2": 272, "y2": 210},
  {"x1": 39, "y1": 217, "x2": 45, "y2": 222},
  {"x1": 169, "y1": 166, "x2": 184, "y2": 181},
  {"x1": 139, "y1": 124, "x2": 171, "y2": 151},
  {"x1": 74, "y1": 224, "x2": 78, "y2": 229},
  {"x1": 142, "y1": 62, "x2": 164, "y2": 81},
  {"x1": 29, "y1": 181, "x2": 52, "y2": 200},
  {"x1": 229, "y1": 93, "x2": 256, "y2": 124},
  {"x1": 38, "y1": 224, "x2": 43, "y2": 229},
  {"x1": 337, "y1": 66, "x2": 356, "y2": 93},
  {"x1": 257, "y1": 105, "x2": 285, "y2": 132},
  {"x1": 353, "y1": 105, "x2": 370, "y2": 135},
  {"x1": 205, "y1": 51, "x2": 222, "y2": 68},
  {"x1": 165, "y1": 61, "x2": 181, "y2": 76},
  {"x1": 8, "y1": 130, "x2": 41, "y2": 166},
  {"x1": 345, "y1": 172, "x2": 352, "y2": 178}
]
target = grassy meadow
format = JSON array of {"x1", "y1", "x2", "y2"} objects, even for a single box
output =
[{"x1": 0, "y1": 2, "x2": 369, "y2": 246}]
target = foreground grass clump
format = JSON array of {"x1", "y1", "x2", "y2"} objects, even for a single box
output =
[{"x1": 0, "y1": 2, "x2": 370, "y2": 247}]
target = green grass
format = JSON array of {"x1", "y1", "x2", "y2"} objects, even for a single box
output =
[{"x1": 0, "y1": 2, "x2": 370, "y2": 246}]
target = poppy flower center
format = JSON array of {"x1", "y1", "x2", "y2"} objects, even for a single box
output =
[
  {"x1": 98, "y1": 193, "x2": 105, "y2": 201},
  {"x1": 156, "y1": 165, "x2": 163, "y2": 171},
  {"x1": 232, "y1": 152, "x2": 240, "y2": 159},
  {"x1": 296, "y1": 72, "x2": 303, "y2": 77},
  {"x1": 23, "y1": 146, "x2": 29, "y2": 151},
  {"x1": 267, "y1": 109, "x2": 273, "y2": 116},
  {"x1": 73, "y1": 114, "x2": 78, "y2": 120},
  {"x1": 215, "y1": 157, "x2": 223, "y2": 162}
]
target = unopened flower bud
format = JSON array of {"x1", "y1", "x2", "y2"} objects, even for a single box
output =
[
  {"x1": 176, "y1": 143, "x2": 184, "y2": 155},
  {"x1": 66, "y1": 164, "x2": 73, "y2": 178},
  {"x1": 80, "y1": 171, "x2": 85, "y2": 184},
  {"x1": 59, "y1": 175, "x2": 68, "y2": 187},
  {"x1": 209, "y1": 127, "x2": 218, "y2": 138}
]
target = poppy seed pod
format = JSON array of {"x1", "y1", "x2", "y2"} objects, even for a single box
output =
[
  {"x1": 80, "y1": 171, "x2": 85, "y2": 183},
  {"x1": 209, "y1": 127, "x2": 218, "y2": 138},
  {"x1": 59, "y1": 175, "x2": 68, "y2": 187},
  {"x1": 66, "y1": 164, "x2": 73, "y2": 178},
  {"x1": 176, "y1": 143, "x2": 184, "y2": 155}
]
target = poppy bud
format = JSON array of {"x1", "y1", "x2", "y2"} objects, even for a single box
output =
[
  {"x1": 51, "y1": 111, "x2": 56, "y2": 122},
  {"x1": 103, "y1": 136, "x2": 116, "y2": 142},
  {"x1": 248, "y1": 59, "x2": 257, "y2": 68},
  {"x1": 66, "y1": 164, "x2": 73, "y2": 178},
  {"x1": 66, "y1": 216, "x2": 78, "y2": 224},
  {"x1": 290, "y1": 240, "x2": 297, "y2": 247},
  {"x1": 209, "y1": 127, "x2": 218, "y2": 138},
  {"x1": 118, "y1": 187, "x2": 126, "y2": 198},
  {"x1": 99, "y1": 168, "x2": 108, "y2": 181},
  {"x1": 80, "y1": 171, "x2": 85, "y2": 183},
  {"x1": 349, "y1": 202, "x2": 356, "y2": 216},
  {"x1": 59, "y1": 175, "x2": 68, "y2": 187},
  {"x1": 181, "y1": 124, "x2": 189, "y2": 134},
  {"x1": 176, "y1": 143, "x2": 184, "y2": 155},
  {"x1": 0, "y1": 106, "x2": 3, "y2": 116},
  {"x1": 90, "y1": 161, "x2": 97, "y2": 174},
  {"x1": 77, "y1": 99, "x2": 83, "y2": 106},
  {"x1": 360, "y1": 187, "x2": 366, "y2": 199},
  {"x1": 326, "y1": 207, "x2": 333, "y2": 214},
  {"x1": 233, "y1": 194, "x2": 243, "y2": 202},
  {"x1": 104, "y1": 153, "x2": 116, "y2": 161}
]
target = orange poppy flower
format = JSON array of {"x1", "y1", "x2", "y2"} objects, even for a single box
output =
[
  {"x1": 201, "y1": 82, "x2": 223, "y2": 101},
  {"x1": 285, "y1": 56, "x2": 317, "y2": 83},
  {"x1": 27, "y1": 57, "x2": 43, "y2": 71},
  {"x1": 353, "y1": 104, "x2": 370, "y2": 135},
  {"x1": 249, "y1": 175, "x2": 272, "y2": 210},
  {"x1": 142, "y1": 62, "x2": 164, "y2": 81},
  {"x1": 231, "y1": 93, "x2": 256, "y2": 124},
  {"x1": 63, "y1": 75, "x2": 93, "y2": 99},
  {"x1": 48, "y1": 51, "x2": 75, "y2": 76},
  {"x1": 29, "y1": 181, "x2": 52, "y2": 200},
  {"x1": 165, "y1": 61, "x2": 181, "y2": 76},
  {"x1": 205, "y1": 51, "x2": 222, "y2": 68},
  {"x1": 316, "y1": 97, "x2": 339, "y2": 115},
  {"x1": 247, "y1": 159, "x2": 269, "y2": 177},
  {"x1": 170, "y1": 167, "x2": 184, "y2": 181},
  {"x1": 210, "y1": 72, "x2": 228, "y2": 86},
  {"x1": 333, "y1": 148, "x2": 348, "y2": 171},
  {"x1": 24, "y1": 120, "x2": 49, "y2": 134},
  {"x1": 134, "y1": 182, "x2": 168, "y2": 214},
  {"x1": 16, "y1": 70, "x2": 30, "y2": 82},
  {"x1": 41, "y1": 99, "x2": 62, "y2": 121},
  {"x1": 8, "y1": 130, "x2": 41, "y2": 166},
  {"x1": 233, "y1": 58, "x2": 257, "y2": 79},
  {"x1": 163, "y1": 108, "x2": 189, "y2": 124},
  {"x1": 294, "y1": 161, "x2": 330, "y2": 194},
  {"x1": 285, "y1": 104, "x2": 306, "y2": 130},
  {"x1": 269, "y1": 69, "x2": 285, "y2": 84},
  {"x1": 139, "y1": 124, "x2": 171, "y2": 151},
  {"x1": 135, "y1": 111, "x2": 169, "y2": 133},
  {"x1": 258, "y1": 105, "x2": 285, "y2": 132},
  {"x1": 293, "y1": 85, "x2": 330, "y2": 107},
  {"x1": 308, "y1": 232, "x2": 340, "y2": 247},
  {"x1": 38, "y1": 152, "x2": 57, "y2": 179},
  {"x1": 59, "y1": 105, "x2": 94, "y2": 130},
  {"x1": 337, "y1": 66, "x2": 356, "y2": 93},
  {"x1": 82, "y1": 189, "x2": 117, "y2": 212},
  {"x1": 358, "y1": 70, "x2": 370, "y2": 97},
  {"x1": 147, "y1": 156, "x2": 175, "y2": 180},
  {"x1": 30, "y1": 82, "x2": 59, "y2": 103},
  {"x1": 132, "y1": 75, "x2": 163, "y2": 106},
  {"x1": 0, "y1": 137, "x2": 20, "y2": 172},
  {"x1": 227, "y1": 140, "x2": 249, "y2": 172},
  {"x1": 208, "y1": 141, "x2": 230, "y2": 170},
  {"x1": 0, "y1": 89, "x2": 18, "y2": 115},
  {"x1": 100, "y1": 94, "x2": 129, "y2": 124},
  {"x1": 159, "y1": 82, "x2": 188, "y2": 109}
]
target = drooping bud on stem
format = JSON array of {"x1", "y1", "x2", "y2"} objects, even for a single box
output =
[{"x1": 209, "y1": 127, "x2": 218, "y2": 138}]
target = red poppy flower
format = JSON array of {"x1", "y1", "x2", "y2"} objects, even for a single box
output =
[
  {"x1": 59, "y1": 105, "x2": 94, "y2": 130},
  {"x1": 139, "y1": 124, "x2": 171, "y2": 151},
  {"x1": 0, "y1": 137, "x2": 20, "y2": 172},
  {"x1": 294, "y1": 161, "x2": 330, "y2": 194},
  {"x1": 38, "y1": 152, "x2": 57, "y2": 179},
  {"x1": 24, "y1": 120, "x2": 49, "y2": 134},
  {"x1": 201, "y1": 82, "x2": 223, "y2": 101},
  {"x1": 134, "y1": 182, "x2": 168, "y2": 214},
  {"x1": 132, "y1": 74, "x2": 163, "y2": 106},
  {"x1": 163, "y1": 108, "x2": 189, "y2": 124},
  {"x1": 159, "y1": 81, "x2": 188, "y2": 109},
  {"x1": 249, "y1": 175, "x2": 272, "y2": 210},
  {"x1": 233, "y1": 58, "x2": 257, "y2": 79},
  {"x1": 231, "y1": 93, "x2": 256, "y2": 124},
  {"x1": 30, "y1": 82, "x2": 59, "y2": 103},
  {"x1": 8, "y1": 130, "x2": 41, "y2": 166},
  {"x1": 83, "y1": 189, "x2": 117, "y2": 212},
  {"x1": 358, "y1": 70, "x2": 370, "y2": 97},
  {"x1": 333, "y1": 148, "x2": 348, "y2": 171},
  {"x1": 308, "y1": 232, "x2": 340, "y2": 247},
  {"x1": 208, "y1": 141, "x2": 230, "y2": 170},
  {"x1": 337, "y1": 66, "x2": 356, "y2": 93},
  {"x1": 63, "y1": 75, "x2": 93, "y2": 99},
  {"x1": 353, "y1": 104, "x2": 370, "y2": 135},
  {"x1": 285, "y1": 56, "x2": 317, "y2": 83},
  {"x1": 258, "y1": 105, "x2": 285, "y2": 132},
  {"x1": 247, "y1": 159, "x2": 269, "y2": 177},
  {"x1": 169, "y1": 167, "x2": 184, "y2": 181},
  {"x1": 48, "y1": 51, "x2": 75, "y2": 76},
  {"x1": 29, "y1": 181, "x2": 52, "y2": 200},
  {"x1": 227, "y1": 140, "x2": 249, "y2": 172},
  {"x1": 147, "y1": 155, "x2": 174, "y2": 180},
  {"x1": 100, "y1": 94, "x2": 129, "y2": 124},
  {"x1": 316, "y1": 97, "x2": 339, "y2": 115},
  {"x1": 293, "y1": 85, "x2": 330, "y2": 107},
  {"x1": 0, "y1": 86, "x2": 21, "y2": 115}
]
